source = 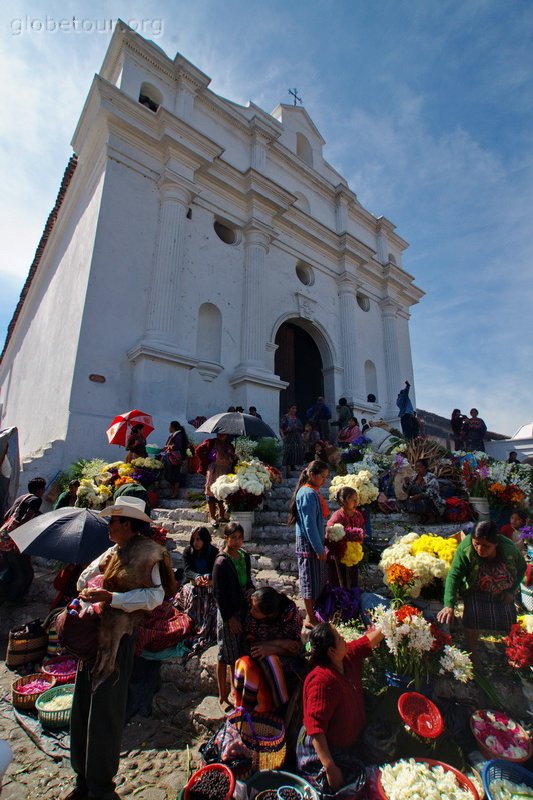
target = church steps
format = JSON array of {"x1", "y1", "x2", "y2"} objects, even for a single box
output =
[{"x1": 153, "y1": 474, "x2": 462, "y2": 601}]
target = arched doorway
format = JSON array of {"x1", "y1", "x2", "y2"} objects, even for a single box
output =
[{"x1": 275, "y1": 322, "x2": 323, "y2": 420}]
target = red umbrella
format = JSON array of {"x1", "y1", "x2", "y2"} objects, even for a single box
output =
[{"x1": 106, "y1": 409, "x2": 154, "y2": 446}]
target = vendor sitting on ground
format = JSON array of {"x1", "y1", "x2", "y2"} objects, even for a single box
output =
[
  {"x1": 233, "y1": 586, "x2": 303, "y2": 713},
  {"x1": 401, "y1": 458, "x2": 444, "y2": 523},
  {"x1": 297, "y1": 622, "x2": 383, "y2": 792},
  {"x1": 175, "y1": 527, "x2": 219, "y2": 654},
  {"x1": 437, "y1": 520, "x2": 526, "y2": 664},
  {"x1": 336, "y1": 417, "x2": 363, "y2": 446}
]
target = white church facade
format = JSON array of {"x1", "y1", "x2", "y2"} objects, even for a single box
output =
[{"x1": 0, "y1": 22, "x2": 423, "y2": 476}]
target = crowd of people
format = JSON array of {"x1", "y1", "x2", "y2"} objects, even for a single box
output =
[{"x1": 0, "y1": 401, "x2": 532, "y2": 800}]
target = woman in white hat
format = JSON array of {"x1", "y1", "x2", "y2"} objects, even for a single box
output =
[{"x1": 61, "y1": 497, "x2": 176, "y2": 800}]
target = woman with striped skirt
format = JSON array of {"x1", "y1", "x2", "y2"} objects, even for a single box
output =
[{"x1": 288, "y1": 461, "x2": 330, "y2": 629}]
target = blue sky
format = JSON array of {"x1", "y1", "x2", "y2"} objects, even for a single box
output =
[{"x1": 1, "y1": 0, "x2": 532, "y2": 436}]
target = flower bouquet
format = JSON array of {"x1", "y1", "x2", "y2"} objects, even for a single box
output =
[
  {"x1": 370, "y1": 604, "x2": 473, "y2": 689},
  {"x1": 505, "y1": 615, "x2": 533, "y2": 678},
  {"x1": 470, "y1": 709, "x2": 532, "y2": 762},
  {"x1": 380, "y1": 532, "x2": 458, "y2": 599},
  {"x1": 210, "y1": 459, "x2": 272, "y2": 512},
  {"x1": 339, "y1": 435, "x2": 372, "y2": 463},
  {"x1": 329, "y1": 471, "x2": 378, "y2": 506},
  {"x1": 76, "y1": 480, "x2": 113, "y2": 509},
  {"x1": 488, "y1": 482, "x2": 526, "y2": 511},
  {"x1": 325, "y1": 523, "x2": 364, "y2": 587},
  {"x1": 384, "y1": 564, "x2": 416, "y2": 605}
]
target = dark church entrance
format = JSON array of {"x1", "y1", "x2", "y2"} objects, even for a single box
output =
[{"x1": 275, "y1": 322, "x2": 324, "y2": 421}]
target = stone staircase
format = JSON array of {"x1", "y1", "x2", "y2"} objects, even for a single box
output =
[{"x1": 153, "y1": 474, "x2": 462, "y2": 600}]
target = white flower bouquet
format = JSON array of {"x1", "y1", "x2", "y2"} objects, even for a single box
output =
[
  {"x1": 329, "y1": 470, "x2": 378, "y2": 506},
  {"x1": 211, "y1": 459, "x2": 272, "y2": 511},
  {"x1": 370, "y1": 604, "x2": 473, "y2": 688}
]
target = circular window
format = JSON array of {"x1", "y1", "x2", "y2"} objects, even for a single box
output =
[
  {"x1": 357, "y1": 293, "x2": 370, "y2": 312},
  {"x1": 296, "y1": 262, "x2": 314, "y2": 286},
  {"x1": 214, "y1": 220, "x2": 238, "y2": 244}
]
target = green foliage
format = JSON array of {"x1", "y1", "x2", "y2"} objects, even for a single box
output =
[
  {"x1": 254, "y1": 437, "x2": 282, "y2": 467},
  {"x1": 55, "y1": 458, "x2": 109, "y2": 492}
]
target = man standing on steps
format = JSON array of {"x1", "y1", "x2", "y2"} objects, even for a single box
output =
[{"x1": 396, "y1": 380, "x2": 416, "y2": 440}]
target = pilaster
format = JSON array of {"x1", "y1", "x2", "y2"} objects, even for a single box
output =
[
  {"x1": 336, "y1": 273, "x2": 365, "y2": 403},
  {"x1": 380, "y1": 298, "x2": 402, "y2": 417}
]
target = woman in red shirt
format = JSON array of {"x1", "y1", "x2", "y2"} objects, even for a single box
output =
[{"x1": 297, "y1": 622, "x2": 383, "y2": 791}]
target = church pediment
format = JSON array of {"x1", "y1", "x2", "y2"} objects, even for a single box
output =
[{"x1": 271, "y1": 103, "x2": 326, "y2": 146}]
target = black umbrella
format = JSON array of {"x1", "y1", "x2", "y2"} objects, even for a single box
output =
[
  {"x1": 195, "y1": 412, "x2": 277, "y2": 438},
  {"x1": 9, "y1": 507, "x2": 111, "y2": 564}
]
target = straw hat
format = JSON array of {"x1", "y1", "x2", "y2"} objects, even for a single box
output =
[{"x1": 99, "y1": 496, "x2": 152, "y2": 524}]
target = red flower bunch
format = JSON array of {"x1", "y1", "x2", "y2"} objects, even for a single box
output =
[
  {"x1": 505, "y1": 623, "x2": 533, "y2": 672},
  {"x1": 395, "y1": 605, "x2": 422, "y2": 623},
  {"x1": 429, "y1": 622, "x2": 452, "y2": 652}
]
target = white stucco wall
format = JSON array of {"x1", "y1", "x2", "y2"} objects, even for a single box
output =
[{"x1": 0, "y1": 168, "x2": 105, "y2": 460}]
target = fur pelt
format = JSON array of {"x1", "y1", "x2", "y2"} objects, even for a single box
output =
[{"x1": 90, "y1": 536, "x2": 176, "y2": 691}]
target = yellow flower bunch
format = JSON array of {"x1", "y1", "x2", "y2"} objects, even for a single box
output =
[
  {"x1": 341, "y1": 541, "x2": 364, "y2": 567},
  {"x1": 117, "y1": 463, "x2": 134, "y2": 476},
  {"x1": 97, "y1": 484, "x2": 112, "y2": 499},
  {"x1": 411, "y1": 534, "x2": 457, "y2": 564},
  {"x1": 518, "y1": 615, "x2": 533, "y2": 634}
]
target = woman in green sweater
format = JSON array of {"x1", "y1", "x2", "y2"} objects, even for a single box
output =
[{"x1": 437, "y1": 520, "x2": 526, "y2": 661}]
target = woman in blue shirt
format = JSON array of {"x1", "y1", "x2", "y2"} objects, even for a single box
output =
[{"x1": 288, "y1": 460, "x2": 330, "y2": 629}]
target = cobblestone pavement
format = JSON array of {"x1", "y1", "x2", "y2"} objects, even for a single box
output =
[{"x1": 0, "y1": 563, "x2": 204, "y2": 800}]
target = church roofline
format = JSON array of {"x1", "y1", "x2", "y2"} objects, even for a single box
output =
[{"x1": 0, "y1": 155, "x2": 78, "y2": 365}]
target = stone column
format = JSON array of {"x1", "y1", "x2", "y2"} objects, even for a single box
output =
[
  {"x1": 337, "y1": 274, "x2": 364, "y2": 402},
  {"x1": 145, "y1": 177, "x2": 192, "y2": 345},
  {"x1": 380, "y1": 299, "x2": 402, "y2": 417},
  {"x1": 240, "y1": 223, "x2": 270, "y2": 366}
]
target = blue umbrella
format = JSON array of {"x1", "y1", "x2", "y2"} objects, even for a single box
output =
[{"x1": 9, "y1": 507, "x2": 111, "y2": 564}]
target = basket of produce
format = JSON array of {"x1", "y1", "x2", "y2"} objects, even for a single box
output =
[
  {"x1": 184, "y1": 763, "x2": 235, "y2": 800},
  {"x1": 11, "y1": 673, "x2": 56, "y2": 711},
  {"x1": 377, "y1": 758, "x2": 480, "y2": 800},
  {"x1": 35, "y1": 684, "x2": 75, "y2": 729},
  {"x1": 397, "y1": 692, "x2": 444, "y2": 739},
  {"x1": 482, "y1": 759, "x2": 533, "y2": 800},
  {"x1": 41, "y1": 656, "x2": 78, "y2": 685},
  {"x1": 246, "y1": 770, "x2": 319, "y2": 800},
  {"x1": 470, "y1": 710, "x2": 532, "y2": 763}
]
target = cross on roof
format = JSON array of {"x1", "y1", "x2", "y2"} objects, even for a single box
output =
[{"x1": 288, "y1": 88, "x2": 302, "y2": 106}]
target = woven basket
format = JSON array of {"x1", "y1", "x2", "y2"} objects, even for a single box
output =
[
  {"x1": 228, "y1": 708, "x2": 286, "y2": 773},
  {"x1": 6, "y1": 623, "x2": 48, "y2": 668},
  {"x1": 11, "y1": 673, "x2": 56, "y2": 711},
  {"x1": 36, "y1": 684, "x2": 75, "y2": 729}
]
